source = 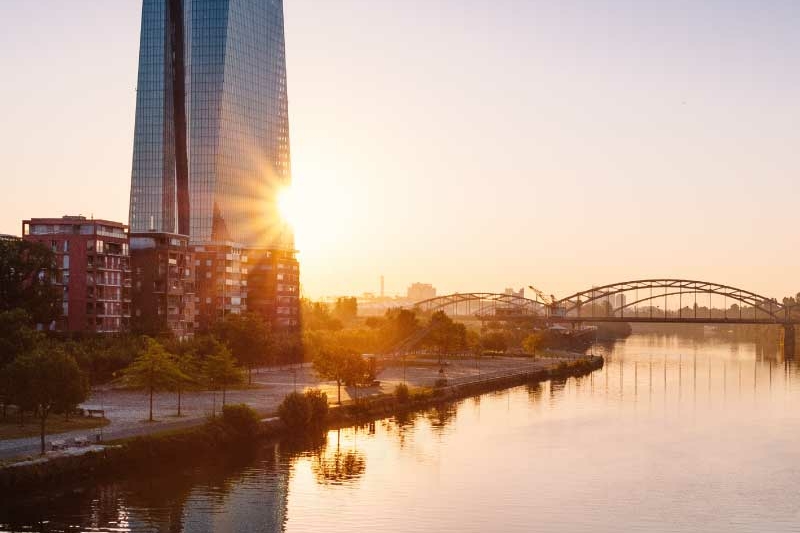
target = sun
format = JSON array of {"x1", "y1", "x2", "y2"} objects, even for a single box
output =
[{"x1": 277, "y1": 186, "x2": 298, "y2": 228}]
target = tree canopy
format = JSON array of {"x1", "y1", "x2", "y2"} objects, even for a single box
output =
[
  {"x1": 201, "y1": 341, "x2": 244, "y2": 408},
  {"x1": 213, "y1": 313, "x2": 271, "y2": 383},
  {"x1": 424, "y1": 311, "x2": 467, "y2": 356},
  {"x1": 0, "y1": 239, "x2": 62, "y2": 325},
  {"x1": 121, "y1": 337, "x2": 187, "y2": 421},
  {"x1": 7, "y1": 340, "x2": 88, "y2": 454}
]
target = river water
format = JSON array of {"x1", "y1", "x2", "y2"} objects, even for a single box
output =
[{"x1": 3, "y1": 330, "x2": 800, "y2": 532}]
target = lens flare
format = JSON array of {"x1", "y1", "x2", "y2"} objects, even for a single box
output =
[{"x1": 277, "y1": 186, "x2": 297, "y2": 228}]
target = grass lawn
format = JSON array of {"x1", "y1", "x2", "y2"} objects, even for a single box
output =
[{"x1": 0, "y1": 416, "x2": 109, "y2": 440}]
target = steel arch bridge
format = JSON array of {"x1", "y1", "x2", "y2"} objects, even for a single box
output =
[
  {"x1": 413, "y1": 292, "x2": 542, "y2": 318},
  {"x1": 411, "y1": 280, "x2": 795, "y2": 325},
  {"x1": 553, "y1": 279, "x2": 789, "y2": 323}
]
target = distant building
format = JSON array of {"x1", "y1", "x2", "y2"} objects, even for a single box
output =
[
  {"x1": 407, "y1": 283, "x2": 437, "y2": 302},
  {"x1": 504, "y1": 287, "x2": 525, "y2": 298},
  {"x1": 130, "y1": 232, "x2": 195, "y2": 340},
  {"x1": 22, "y1": 216, "x2": 131, "y2": 333},
  {"x1": 615, "y1": 294, "x2": 627, "y2": 311}
]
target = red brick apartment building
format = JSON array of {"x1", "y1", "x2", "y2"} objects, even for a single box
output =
[{"x1": 22, "y1": 216, "x2": 131, "y2": 333}]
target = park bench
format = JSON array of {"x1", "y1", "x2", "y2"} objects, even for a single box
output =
[{"x1": 86, "y1": 408, "x2": 105, "y2": 418}]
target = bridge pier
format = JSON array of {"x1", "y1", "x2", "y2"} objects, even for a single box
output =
[{"x1": 783, "y1": 324, "x2": 796, "y2": 359}]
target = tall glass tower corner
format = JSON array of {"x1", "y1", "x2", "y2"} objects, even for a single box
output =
[{"x1": 128, "y1": 0, "x2": 293, "y2": 250}]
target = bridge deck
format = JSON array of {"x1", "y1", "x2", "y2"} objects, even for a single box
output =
[
  {"x1": 554, "y1": 316, "x2": 795, "y2": 325},
  {"x1": 447, "y1": 314, "x2": 797, "y2": 325}
]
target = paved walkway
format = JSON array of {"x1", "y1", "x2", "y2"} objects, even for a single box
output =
[{"x1": 0, "y1": 356, "x2": 572, "y2": 461}]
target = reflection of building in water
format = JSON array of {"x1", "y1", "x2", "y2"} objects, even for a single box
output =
[{"x1": 180, "y1": 443, "x2": 290, "y2": 532}]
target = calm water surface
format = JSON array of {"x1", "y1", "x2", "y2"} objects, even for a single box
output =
[{"x1": 4, "y1": 330, "x2": 800, "y2": 532}]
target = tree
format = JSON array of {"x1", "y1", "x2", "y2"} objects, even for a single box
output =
[
  {"x1": 313, "y1": 346, "x2": 350, "y2": 405},
  {"x1": 301, "y1": 299, "x2": 343, "y2": 331},
  {"x1": 274, "y1": 330, "x2": 304, "y2": 366},
  {"x1": 7, "y1": 341, "x2": 88, "y2": 454},
  {"x1": 333, "y1": 297, "x2": 358, "y2": 322},
  {"x1": 202, "y1": 343, "x2": 244, "y2": 412},
  {"x1": 342, "y1": 352, "x2": 373, "y2": 402},
  {"x1": 74, "y1": 334, "x2": 144, "y2": 386},
  {"x1": 214, "y1": 313, "x2": 272, "y2": 384},
  {"x1": 380, "y1": 308, "x2": 420, "y2": 348},
  {"x1": 172, "y1": 352, "x2": 199, "y2": 417},
  {"x1": 0, "y1": 309, "x2": 41, "y2": 368},
  {"x1": 312, "y1": 340, "x2": 373, "y2": 405},
  {"x1": 0, "y1": 239, "x2": 62, "y2": 325},
  {"x1": 522, "y1": 332, "x2": 544, "y2": 357},
  {"x1": 425, "y1": 311, "x2": 467, "y2": 364},
  {"x1": 481, "y1": 331, "x2": 508, "y2": 353},
  {"x1": 0, "y1": 310, "x2": 41, "y2": 419},
  {"x1": 120, "y1": 337, "x2": 187, "y2": 422}
]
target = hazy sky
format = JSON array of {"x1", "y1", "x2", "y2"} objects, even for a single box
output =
[{"x1": 2, "y1": 1, "x2": 800, "y2": 300}]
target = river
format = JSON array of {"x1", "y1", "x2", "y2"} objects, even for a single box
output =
[{"x1": 3, "y1": 329, "x2": 800, "y2": 532}]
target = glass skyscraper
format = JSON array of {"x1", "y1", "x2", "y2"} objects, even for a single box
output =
[
  {"x1": 128, "y1": 0, "x2": 299, "y2": 332},
  {"x1": 129, "y1": 0, "x2": 292, "y2": 249}
]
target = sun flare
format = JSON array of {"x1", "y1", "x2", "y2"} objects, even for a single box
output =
[{"x1": 277, "y1": 186, "x2": 299, "y2": 229}]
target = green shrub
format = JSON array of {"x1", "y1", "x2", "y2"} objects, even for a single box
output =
[
  {"x1": 278, "y1": 391, "x2": 311, "y2": 431},
  {"x1": 305, "y1": 389, "x2": 329, "y2": 426},
  {"x1": 395, "y1": 383, "x2": 410, "y2": 403},
  {"x1": 410, "y1": 388, "x2": 433, "y2": 401},
  {"x1": 278, "y1": 389, "x2": 329, "y2": 432},
  {"x1": 221, "y1": 404, "x2": 260, "y2": 437}
]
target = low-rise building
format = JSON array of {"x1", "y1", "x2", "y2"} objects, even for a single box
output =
[
  {"x1": 130, "y1": 232, "x2": 195, "y2": 340},
  {"x1": 192, "y1": 243, "x2": 300, "y2": 331},
  {"x1": 193, "y1": 242, "x2": 247, "y2": 331},
  {"x1": 22, "y1": 216, "x2": 131, "y2": 333},
  {"x1": 245, "y1": 247, "x2": 300, "y2": 329}
]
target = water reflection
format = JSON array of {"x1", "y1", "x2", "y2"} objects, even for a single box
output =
[
  {"x1": 4, "y1": 330, "x2": 800, "y2": 532},
  {"x1": 311, "y1": 429, "x2": 366, "y2": 485}
]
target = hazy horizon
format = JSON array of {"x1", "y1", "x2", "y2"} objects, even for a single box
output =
[{"x1": 3, "y1": 0, "x2": 800, "y2": 300}]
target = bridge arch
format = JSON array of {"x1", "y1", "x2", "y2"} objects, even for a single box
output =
[
  {"x1": 413, "y1": 292, "x2": 542, "y2": 318},
  {"x1": 553, "y1": 279, "x2": 786, "y2": 321}
]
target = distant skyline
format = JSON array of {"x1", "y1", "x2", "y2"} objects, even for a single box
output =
[{"x1": 3, "y1": 1, "x2": 800, "y2": 300}]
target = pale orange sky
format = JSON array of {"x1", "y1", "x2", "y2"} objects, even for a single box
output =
[{"x1": 2, "y1": 1, "x2": 800, "y2": 301}]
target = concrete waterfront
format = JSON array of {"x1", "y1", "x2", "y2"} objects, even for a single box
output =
[{"x1": 0, "y1": 354, "x2": 590, "y2": 461}]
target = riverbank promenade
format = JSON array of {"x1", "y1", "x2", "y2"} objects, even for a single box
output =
[{"x1": 0, "y1": 354, "x2": 583, "y2": 461}]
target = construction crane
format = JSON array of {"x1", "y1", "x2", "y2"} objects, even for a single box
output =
[
  {"x1": 528, "y1": 285, "x2": 556, "y2": 305},
  {"x1": 528, "y1": 285, "x2": 567, "y2": 318}
]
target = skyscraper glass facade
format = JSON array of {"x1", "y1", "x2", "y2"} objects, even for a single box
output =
[{"x1": 129, "y1": 0, "x2": 292, "y2": 249}]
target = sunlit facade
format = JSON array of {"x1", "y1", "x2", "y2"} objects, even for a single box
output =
[{"x1": 129, "y1": 0, "x2": 292, "y2": 248}]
